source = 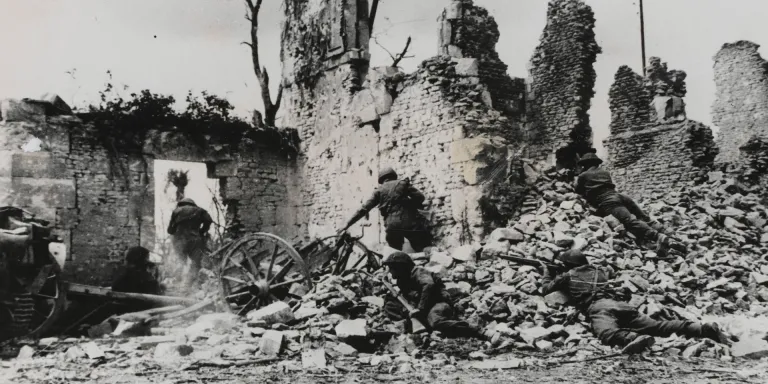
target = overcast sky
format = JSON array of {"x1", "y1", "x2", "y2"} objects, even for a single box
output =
[{"x1": 1, "y1": 0, "x2": 767, "y2": 154}]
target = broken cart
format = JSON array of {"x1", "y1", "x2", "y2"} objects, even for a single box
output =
[{"x1": 216, "y1": 231, "x2": 382, "y2": 315}]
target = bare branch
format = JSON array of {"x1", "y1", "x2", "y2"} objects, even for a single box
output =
[
  {"x1": 372, "y1": 36, "x2": 397, "y2": 62},
  {"x1": 241, "y1": 42, "x2": 253, "y2": 48},
  {"x1": 392, "y1": 36, "x2": 413, "y2": 67},
  {"x1": 244, "y1": 0, "x2": 280, "y2": 126}
]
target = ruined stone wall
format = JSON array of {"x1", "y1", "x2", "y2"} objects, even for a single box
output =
[
  {"x1": 0, "y1": 111, "x2": 301, "y2": 285},
  {"x1": 526, "y1": 0, "x2": 601, "y2": 166},
  {"x1": 712, "y1": 41, "x2": 768, "y2": 165},
  {"x1": 282, "y1": 0, "x2": 530, "y2": 250},
  {"x1": 604, "y1": 62, "x2": 717, "y2": 200}
]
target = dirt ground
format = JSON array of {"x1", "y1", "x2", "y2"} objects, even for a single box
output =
[{"x1": 4, "y1": 353, "x2": 767, "y2": 384}]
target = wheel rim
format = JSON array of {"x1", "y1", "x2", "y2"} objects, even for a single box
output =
[
  {"x1": 218, "y1": 233, "x2": 311, "y2": 316},
  {"x1": 28, "y1": 266, "x2": 64, "y2": 338}
]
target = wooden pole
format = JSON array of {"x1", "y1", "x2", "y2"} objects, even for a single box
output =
[
  {"x1": 639, "y1": 0, "x2": 647, "y2": 75},
  {"x1": 369, "y1": 0, "x2": 380, "y2": 34}
]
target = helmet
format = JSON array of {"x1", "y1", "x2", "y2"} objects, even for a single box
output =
[
  {"x1": 125, "y1": 246, "x2": 151, "y2": 266},
  {"x1": 177, "y1": 198, "x2": 197, "y2": 207},
  {"x1": 556, "y1": 249, "x2": 588, "y2": 267},
  {"x1": 578, "y1": 153, "x2": 603, "y2": 166},
  {"x1": 382, "y1": 251, "x2": 415, "y2": 267},
  {"x1": 378, "y1": 167, "x2": 398, "y2": 184}
]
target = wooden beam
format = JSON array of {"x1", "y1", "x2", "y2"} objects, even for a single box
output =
[{"x1": 66, "y1": 283, "x2": 199, "y2": 306}]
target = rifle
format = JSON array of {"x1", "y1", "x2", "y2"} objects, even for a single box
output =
[
  {"x1": 364, "y1": 272, "x2": 427, "y2": 334},
  {"x1": 496, "y1": 253, "x2": 566, "y2": 274}
]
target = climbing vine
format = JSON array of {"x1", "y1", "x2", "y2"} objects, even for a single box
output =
[{"x1": 78, "y1": 73, "x2": 300, "y2": 182}]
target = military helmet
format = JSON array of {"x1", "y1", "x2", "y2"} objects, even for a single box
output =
[
  {"x1": 382, "y1": 251, "x2": 414, "y2": 266},
  {"x1": 378, "y1": 167, "x2": 398, "y2": 184},
  {"x1": 578, "y1": 153, "x2": 603, "y2": 166},
  {"x1": 556, "y1": 249, "x2": 588, "y2": 267},
  {"x1": 178, "y1": 197, "x2": 197, "y2": 206},
  {"x1": 125, "y1": 246, "x2": 151, "y2": 266}
]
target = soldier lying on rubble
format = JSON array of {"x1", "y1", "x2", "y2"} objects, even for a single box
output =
[
  {"x1": 575, "y1": 153, "x2": 687, "y2": 254},
  {"x1": 112, "y1": 246, "x2": 165, "y2": 296},
  {"x1": 381, "y1": 252, "x2": 500, "y2": 343},
  {"x1": 539, "y1": 250, "x2": 734, "y2": 354},
  {"x1": 340, "y1": 167, "x2": 433, "y2": 252}
]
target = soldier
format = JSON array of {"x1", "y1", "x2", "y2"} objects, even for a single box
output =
[
  {"x1": 167, "y1": 198, "x2": 213, "y2": 288},
  {"x1": 112, "y1": 246, "x2": 165, "y2": 296},
  {"x1": 539, "y1": 250, "x2": 733, "y2": 354},
  {"x1": 575, "y1": 153, "x2": 686, "y2": 253},
  {"x1": 340, "y1": 167, "x2": 432, "y2": 252},
  {"x1": 381, "y1": 251, "x2": 498, "y2": 342}
]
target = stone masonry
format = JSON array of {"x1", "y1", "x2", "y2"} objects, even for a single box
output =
[
  {"x1": 526, "y1": 0, "x2": 602, "y2": 167},
  {"x1": 1, "y1": 0, "x2": 607, "y2": 281},
  {"x1": 712, "y1": 41, "x2": 768, "y2": 166},
  {"x1": 603, "y1": 60, "x2": 718, "y2": 200},
  {"x1": 0, "y1": 102, "x2": 301, "y2": 285},
  {"x1": 280, "y1": 0, "x2": 600, "y2": 250}
]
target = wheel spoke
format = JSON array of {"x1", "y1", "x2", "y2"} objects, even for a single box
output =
[
  {"x1": 270, "y1": 277, "x2": 305, "y2": 289},
  {"x1": 226, "y1": 291, "x2": 251, "y2": 301},
  {"x1": 266, "y1": 244, "x2": 278, "y2": 280},
  {"x1": 222, "y1": 275, "x2": 248, "y2": 285},
  {"x1": 228, "y1": 258, "x2": 259, "y2": 284},
  {"x1": 32, "y1": 293, "x2": 57, "y2": 300},
  {"x1": 236, "y1": 296, "x2": 257, "y2": 316},
  {"x1": 269, "y1": 260, "x2": 294, "y2": 285}
]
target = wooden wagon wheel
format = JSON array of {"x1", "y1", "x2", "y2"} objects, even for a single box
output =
[
  {"x1": 26, "y1": 261, "x2": 66, "y2": 338},
  {"x1": 218, "y1": 233, "x2": 312, "y2": 316},
  {"x1": 308, "y1": 235, "x2": 382, "y2": 276}
]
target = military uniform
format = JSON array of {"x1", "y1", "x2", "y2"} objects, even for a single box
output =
[
  {"x1": 575, "y1": 154, "x2": 682, "y2": 252},
  {"x1": 167, "y1": 198, "x2": 213, "y2": 284},
  {"x1": 541, "y1": 251, "x2": 728, "y2": 349},
  {"x1": 344, "y1": 168, "x2": 432, "y2": 251}
]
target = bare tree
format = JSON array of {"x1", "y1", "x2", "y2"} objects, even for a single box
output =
[
  {"x1": 374, "y1": 36, "x2": 414, "y2": 68},
  {"x1": 243, "y1": 0, "x2": 282, "y2": 127}
]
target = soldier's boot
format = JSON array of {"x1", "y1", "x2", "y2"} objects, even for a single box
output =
[
  {"x1": 702, "y1": 323, "x2": 734, "y2": 345},
  {"x1": 657, "y1": 234, "x2": 687, "y2": 254},
  {"x1": 621, "y1": 335, "x2": 655, "y2": 354},
  {"x1": 649, "y1": 220, "x2": 666, "y2": 233}
]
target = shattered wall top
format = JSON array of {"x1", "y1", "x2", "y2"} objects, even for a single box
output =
[
  {"x1": 712, "y1": 40, "x2": 768, "y2": 165},
  {"x1": 526, "y1": 0, "x2": 601, "y2": 167},
  {"x1": 605, "y1": 62, "x2": 717, "y2": 200}
]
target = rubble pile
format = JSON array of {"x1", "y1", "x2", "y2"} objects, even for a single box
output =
[
  {"x1": 434, "y1": 166, "x2": 768, "y2": 359},
  {"x1": 7, "y1": 166, "x2": 768, "y2": 375}
]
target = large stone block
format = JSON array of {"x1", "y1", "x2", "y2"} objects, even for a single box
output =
[
  {"x1": 0, "y1": 177, "x2": 76, "y2": 208},
  {"x1": 11, "y1": 152, "x2": 67, "y2": 178},
  {"x1": 1, "y1": 99, "x2": 45, "y2": 122}
]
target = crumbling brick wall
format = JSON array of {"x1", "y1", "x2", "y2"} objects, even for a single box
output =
[
  {"x1": 281, "y1": 0, "x2": 534, "y2": 250},
  {"x1": 526, "y1": 0, "x2": 601, "y2": 167},
  {"x1": 604, "y1": 61, "x2": 717, "y2": 200},
  {"x1": 712, "y1": 41, "x2": 768, "y2": 165},
  {"x1": 0, "y1": 108, "x2": 301, "y2": 285}
]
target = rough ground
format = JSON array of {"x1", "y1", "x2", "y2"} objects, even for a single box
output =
[{"x1": 4, "y1": 353, "x2": 767, "y2": 384}]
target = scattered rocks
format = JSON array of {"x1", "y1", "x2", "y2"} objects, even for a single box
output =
[{"x1": 246, "y1": 301, "x2": 295, "y2": 325}]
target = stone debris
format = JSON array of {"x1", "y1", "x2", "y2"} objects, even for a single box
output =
[
  {"x1": 246, "y1": 301, "x2": 295, "y2": 325},
  {"x1": 7, "y1": 166, "x2": 768, "y2": 373}
]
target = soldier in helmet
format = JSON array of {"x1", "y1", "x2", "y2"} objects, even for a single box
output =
[
  {"x1": 576, "y1": 153, "x2": 686, "y2": 253},
  {"x1": 539, "y1": 250, "x2": 733, "y2": 354},
  {"x1": 340, "y1": 167, "x2": 432, "y2": 252},
  {"x1": 381, "y1": 251, "x2": 497, "y2": 342},
  {"x1": 167, "y1": 198, "x2": 213, "y2": 288},
  {"x1": 112, "y1": 246, "x2": 165, "y2": 296}
]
